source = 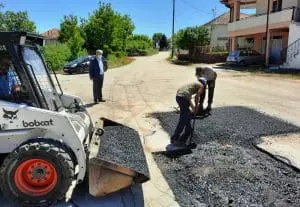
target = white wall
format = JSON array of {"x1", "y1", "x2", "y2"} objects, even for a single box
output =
[
  {"x1": 212, "y1": 25, "x2": 228, "y2": 47},
  {"x1": 288, "y1": 22, "x2": 300, "y2": 45},
  {"x1": 282, "y1": 0, "x2": 298, "y2": 9},
  {"x1": 228, "y1": 9, "x2": 294, "y2": 33},
  {"x1": 286, "y1": 22, "x2": 300, "y2": 69},
  {"x1": 256, "y1": 0, "x2": 268, "y2": 14}
]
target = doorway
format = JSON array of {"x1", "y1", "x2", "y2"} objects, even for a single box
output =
[{"x1": 270, "y1": 36, "x2": 283, "y2": 64}]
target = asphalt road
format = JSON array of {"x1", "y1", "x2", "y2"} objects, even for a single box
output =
[
  {"x1": 57, "y1": 52, "x2": 300, "y2": 207},
  {"x1": 3, "y1": 52, "x2": 299, "y2": 206}
]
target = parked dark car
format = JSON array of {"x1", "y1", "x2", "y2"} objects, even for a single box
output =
[
  {"x1": 226, "y1": 50, "x2": 264, "y2": 66},
  {"x1": 63, "y1": 56, "x2": 94, "y2": 74}
]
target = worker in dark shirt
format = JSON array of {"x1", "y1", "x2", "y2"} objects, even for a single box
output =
[
  {"x1": 195, "y1": 66, "x2": 217, "y2": 113},
  {"x1": 171, "y1": 78, "x2": 207, "y2": 146}
]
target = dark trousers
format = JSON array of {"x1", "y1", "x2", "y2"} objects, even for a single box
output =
[
  {"x1": 93, "y1": 75, "x2": 104, "y2": 101},
  {"x1": 199, "y1": 81, "x2": 215, "y2": 109},
  {"x1": 172, "y1": 96, "x2": 193, "y2": 143}
]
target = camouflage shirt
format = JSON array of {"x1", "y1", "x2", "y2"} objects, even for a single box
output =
[{"x1": 177, "y1": 82, "x2": 202, "y2": 99}]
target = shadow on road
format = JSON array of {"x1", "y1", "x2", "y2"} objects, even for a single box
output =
[
  {"x1": 213, "y1": 64, "x2": 265, "y2": 72},
  {"x1": 0, "y1": 184, "x2": 144, "y2": 207},
  {"x1": 151, "y1": 106, "x2": 300, "y2": 206},
  {"x1": 83, "y1": 103, "x2": 97, "y2": 108}
]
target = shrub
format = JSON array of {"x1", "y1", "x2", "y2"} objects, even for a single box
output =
[
  {"x1": 107, "y1": 54, "x2": 135, "y2": 68},
  {"x1": 126, "y1": 34, "x2": 153, "y2": 56},
  {"x1": 41, "y1": 43, "x2": 71, "y2": 71}
]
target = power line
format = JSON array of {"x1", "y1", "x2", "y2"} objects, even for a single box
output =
[{"x1": 179, "y1": 0, "x2": 213, "y2": 15}]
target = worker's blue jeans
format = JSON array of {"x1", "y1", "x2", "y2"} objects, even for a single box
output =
[{"x1": 171, "y1": 96, "x2": 193, "y2": 144}]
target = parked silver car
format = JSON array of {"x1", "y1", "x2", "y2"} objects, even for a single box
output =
[{"x1": 226, "y1": 50, "x2": 264, "y2": 66}]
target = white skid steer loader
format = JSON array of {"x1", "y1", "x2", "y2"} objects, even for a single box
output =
[{"x1": 0, "y1": 32, "x2": 150, "y2": 206}]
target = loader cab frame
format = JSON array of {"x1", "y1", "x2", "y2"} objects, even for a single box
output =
[{"x1": 0, "y1": 32, "x2": 63, "y2": 111}]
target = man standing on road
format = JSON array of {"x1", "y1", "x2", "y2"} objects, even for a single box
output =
[
  {"x1": 171, "y1": 79, "x2": 207, "y2": 146},
  {"x1": 89, "y1": 50, "x2": 107, "y2": 104},
  {"x1": 195, "y1": 66, "x2": 217, "y2": 113}
]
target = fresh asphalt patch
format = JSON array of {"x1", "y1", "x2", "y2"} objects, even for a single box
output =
[{"x1": 152, "y1": 106, "x2": 300, "y2": 207}]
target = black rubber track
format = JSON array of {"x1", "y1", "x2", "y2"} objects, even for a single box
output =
[{"x1": 0, "y1": 139, "x2": 75, "y2": 207}]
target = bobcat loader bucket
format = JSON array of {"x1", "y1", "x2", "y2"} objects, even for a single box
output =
[{"x1": 88, "y1": 118, "x2": 150, "y2": 197}]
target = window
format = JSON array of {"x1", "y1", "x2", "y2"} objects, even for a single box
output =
[{"x1": 272, "y1": 0, "x2": 282, "y2": 12}]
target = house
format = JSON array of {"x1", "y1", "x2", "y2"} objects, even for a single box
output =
[
  {"x1": 204, "y1": 11, "x2": 250, "y2": 50},
  {"x1": 42, "y1": 29, "x2": 60, "y2": 45},
  {"x1": 220, "y1": 0, "x2": 300, "y2": 68}
]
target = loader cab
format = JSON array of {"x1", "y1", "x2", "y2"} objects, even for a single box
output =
[{"x1": 0, "y1": 32, "x2": 64, "y2": 111}]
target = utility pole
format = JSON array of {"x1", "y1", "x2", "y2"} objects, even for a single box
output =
[
  {"x1": 210, "y1": 7, "x2": 217, "y2": 53},
  {"x1": 171, "y1": 0, "x2": 175, "y2": 58},
  {"x1": 265, "y1": 0, "x2": 271, "y2": 66}
]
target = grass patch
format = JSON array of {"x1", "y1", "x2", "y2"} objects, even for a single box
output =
[
  {"x1": 108, "y1": 55, "x2": 135, "y2": 69},
  {"x1": 145, "y1": 48, "x2": 159, "y2": 56},
  {"x1": 166, "y1": 55, "x2": 192, "y2": 66}
]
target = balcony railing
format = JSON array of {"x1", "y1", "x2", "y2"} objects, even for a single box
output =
[{"x1": 228, "y1": 7, "x2": 296, "y2": 32}]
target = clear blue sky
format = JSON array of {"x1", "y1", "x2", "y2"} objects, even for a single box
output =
[{"x1": 1, "y1": 0, "x2": 230, "y2": 37}]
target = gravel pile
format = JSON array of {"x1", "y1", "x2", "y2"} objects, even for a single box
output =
[
  {"x1": 98, "y1": 125, "x2": 150, "y2": 183},
  {"x1": 153, "y1": 106, "x2": 300, "y2": 207}
]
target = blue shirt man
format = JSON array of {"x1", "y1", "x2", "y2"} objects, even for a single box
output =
[
  {"x1": 0, "y1": 70, "x2": 17, "y2": 96},
  {"x1": 0, "y1": 58, "x2": 19, "y2": 97}
]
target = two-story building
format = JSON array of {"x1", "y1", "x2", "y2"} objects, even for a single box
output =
[
  {"x1": 220, "y1": 0, "x2": 300, "y2": 69},
  {"x1": 204, "y1": 11, "x2": 249, "y2": 50}
]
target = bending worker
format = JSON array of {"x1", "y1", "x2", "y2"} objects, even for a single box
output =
[
  {"x1": 195, "y1": 66, "x2": 217, "y2": 113},
  {"x1": 171, "y1": 78, "x2": 207, "y2": 146}
]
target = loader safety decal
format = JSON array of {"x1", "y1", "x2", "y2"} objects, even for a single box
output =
[
  {"x1": 0, "y1": 45, "x2": 6, "y2": 51},
  {"x1": 23, "y1": 119, "x2": 54, "y2": 127},
  {"x1": 2, "y1": 109, "x2": 19, "y2": 122}
]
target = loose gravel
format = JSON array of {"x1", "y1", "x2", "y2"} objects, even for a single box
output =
[
  {"x1": 98, "y1": 125, "x2": 150, "y2": 182},
  {"x1": 153, "y1": 106, "x2": 300, "y2": 207}
]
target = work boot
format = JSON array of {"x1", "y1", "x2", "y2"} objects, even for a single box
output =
[
  {"x1": 170, "y1": 135, "x2": 178, "y2": 144},
  {"x1": 205, "y1": 105, "x2": 212, "y2": 113},
  {"x1": 174, "y1": 140, "x2": 187, "y2": 148}
]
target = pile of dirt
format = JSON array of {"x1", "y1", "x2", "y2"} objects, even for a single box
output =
[{"x1": 153, "y1": 106, "x2": 300, "y2": 206}]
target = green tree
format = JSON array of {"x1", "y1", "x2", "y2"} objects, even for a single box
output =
[
  {"x1": 159, "y1": 34, "x2": 168, "y2": 49},
  {"x1": 41, "y1": 43, "x2": 71, "y2": 71},
  {"x1": 174, "y1": 26, "x2": 210, "y2": 54},
  {"x1": 67, "y1": 27, "x2": 86, "y2": 59},
  {"x1": 152, "y1": 33, "x2": 163, "y2": 48},
  {"x1": 59, "y1": 15, "x2": 87, "y2": 59},
  {"x1": 0, "y1": 5, "x2": 36, "y2": 32},
  {"x1": 59, "y1": 15, "x2": 78, "y2": 43},
  {"x1": 126, "y1": 34, "x2": 153, "y2": 56},
  {"x1": 83, "y1": 1, "x2": 134, "y2": 55}
]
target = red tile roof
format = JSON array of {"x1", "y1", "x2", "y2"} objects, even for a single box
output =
[{"x1": 42, "y1": 29, "x2": 60, "y2": 39}]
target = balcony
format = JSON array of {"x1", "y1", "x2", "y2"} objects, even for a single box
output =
[{"x1": 228, "y1": 8, "x2": 295, "y2": 37}]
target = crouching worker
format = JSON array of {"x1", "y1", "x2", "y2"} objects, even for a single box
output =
[
  {"x1": 195, "y1": 66, "x2": 217, "y2": 113},
  {"x1": 171, "y1": 78, "x2": 207, "y2": 146}
]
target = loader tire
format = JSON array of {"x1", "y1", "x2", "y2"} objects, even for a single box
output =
[{"x1": 0, "y1": 140, "x2": 75, "y2": 206}]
